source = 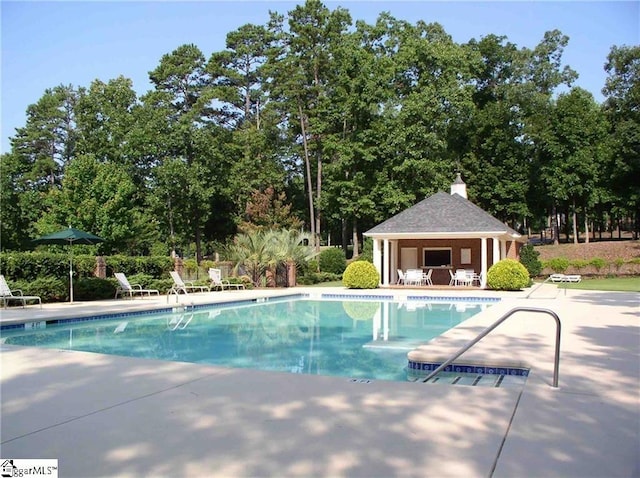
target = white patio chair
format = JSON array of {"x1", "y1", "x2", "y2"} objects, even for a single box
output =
[
  {"x1": 397, "y1": 269, "x2": 406, "y2": 285},
  {"x1": 454, "y1": 269, "x2": 473, "y2": 286},
  {"x1": 169, "y1": 271, "x2": 210, "y2": 295},
  {"x1": 114, "y1": 272, "x2": 160, "y2": 299},
  {"x1": 422, "y1": 269, "x2": 433, "y2": 286},
  {"x1": 209, "y1": 268, "x2": 244, "y2": 291},
  {"x1": 0, "y1": 274, "x2": 42, "y2": 308}
]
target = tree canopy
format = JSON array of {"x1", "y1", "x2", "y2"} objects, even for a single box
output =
[{"x1": 2, "y1": 1, "x2": 638, "y2": 256}]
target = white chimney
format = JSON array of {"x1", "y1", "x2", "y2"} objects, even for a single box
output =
[{"x1": 450, "y1": 173, "x2": 467, "y2": 199}]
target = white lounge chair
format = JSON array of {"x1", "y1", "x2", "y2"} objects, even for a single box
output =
[
  {"x1": 208, "y1": 268, "x2": 244, "y2": 291},
  {"x1": 114, "y1": 272, "x2": 160, "y2": 299},
  {"x1": 169, "y1": 271, "x2": 210, "y2": 295},
  {"x1": 0, "y1": 274, "x2": 42, "y2": 308},
  {"x1": 550, "y1": 273, "x2": 581, "y2": 283}
]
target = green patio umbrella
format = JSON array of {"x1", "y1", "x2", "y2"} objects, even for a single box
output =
[{"x1": 33, "y1": 227, "x2": 105, "y2": 303}]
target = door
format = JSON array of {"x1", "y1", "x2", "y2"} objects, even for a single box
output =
[{"x1": 400, "y1": 247, "x2": 418, "y2": 270}]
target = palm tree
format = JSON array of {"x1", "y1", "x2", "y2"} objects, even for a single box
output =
[{"x1": 226, "y1": 229, "x2": 316, "y2": 287}]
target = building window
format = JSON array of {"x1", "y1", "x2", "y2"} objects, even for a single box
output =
[
  {"x1": 423, "y1": 248, "x2": 452, "y2": 267},
  {"x1": 461, "y1": 248, "x2": 471, "y2": 264}
]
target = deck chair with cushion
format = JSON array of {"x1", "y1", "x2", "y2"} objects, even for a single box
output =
[
  {"x1": 169, "y1": 271, "x2": 210, "y2": 295},
  {"x1": 0, "y1": 274, "x2": 42, "y2": 308},
  {"x1": 208, "y1": 268, "x2": 245, "y2": 291},
  {"x1": 114, "y1": 272, "x2": 160, "y2": 299}
]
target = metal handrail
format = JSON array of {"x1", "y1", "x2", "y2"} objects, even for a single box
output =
[
  {"x1": 525, "y1": 276, "x2": 566, "y2": 299},
  {"x1": 422, "y1": 307, "x2": 561, "y2": 387}
]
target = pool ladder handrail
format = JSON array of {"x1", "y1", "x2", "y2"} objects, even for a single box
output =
[
  {"x1": 422, "y1": 307, "x2": 561, "y2": 388},
  {"x1": 525, "y1": 276, "x2": 566, "y2": 299}
]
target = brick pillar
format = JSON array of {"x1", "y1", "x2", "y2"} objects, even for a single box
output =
[
  {"x1": 94, "y1": 256, "x2": 106, "y2": 278},
  {"x1": 174, "y1": 257, "x2": 184, "y2": 276}
]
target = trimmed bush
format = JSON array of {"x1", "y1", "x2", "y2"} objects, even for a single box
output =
[
  {"x1": 342, "y1": 261, "x2": 379, "y2": 289},
  {"x1": 13, "y1": 277, "x2": 67, "y2": 303},
  {"x1": 486, "y1": 259, "x2": 530, "y2": 291},
  {"x1": 74, "y1": 277, "x2": 117, "y2": 301},
  {"x1": 570, "y1": 259, "x2": 589, "y2": 273},
  {"x1": 589, "y1": 257, "x2": 607, "y2": 273},
  {"x1": 519, "y1": 244, "x2": 542, "y2": 277},
  {"x1": 545, "y1": 257, "x2": 570, "y2": 274},
  {"x1": 318, "y1": 248, "x2": 347, "y2": 274}
]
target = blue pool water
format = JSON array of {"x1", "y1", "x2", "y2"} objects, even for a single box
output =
[{"x1": 1, "y1": 298, "x2": 492, "y2": 381}]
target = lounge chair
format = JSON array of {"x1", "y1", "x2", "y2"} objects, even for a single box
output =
[
  {"x1": 208, "y1": 268, "x2": 244, "y2": 291},
  {"x1": 168, "y1": 271, "x2": 210, "y2": 295},
  {"x1": 114, "y1": 272, "x2": 160, "y2": 299},
  {"x1": 550, "y1": 273, "x2": 581, "y2": 283},
  {"x1": 0, "y1": 274, "x2": 42, "y2": 308}
]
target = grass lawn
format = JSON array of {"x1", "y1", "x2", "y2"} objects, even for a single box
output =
[{"x1": 553, "y1": 276, "x2": 640, "y2": 292}]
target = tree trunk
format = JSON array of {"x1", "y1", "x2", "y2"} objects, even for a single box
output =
[
  {"x1": 352, "y1": 222, "x2": 359, "y2": 258},
  {"x1": 551, "y1": 204, "x2": 560, "y2": 245},
  {"x1": 341, "y1": 219, "x2": 348, "y2": 257},
  {"x1": 572, "y1": 200, "x2": 579, "y2": 244},
  {"x1": 286, "y1": 261, "x2": 297, "y2": 287},
  {"x1": 298, "y1": 104, "x2": 315, "y2": 242},
  {"x1": 584, "y1": 213, "x2": 590, "y2": 244},
  {"x1": 315, "y1": 148, "x2": 322, "y2": 252}
]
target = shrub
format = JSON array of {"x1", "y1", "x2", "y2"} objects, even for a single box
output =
[
  {"x1": 297, "y1": 272, "x2": 341, "y2": 285},
  {"x1": 545, "y1": 257, "x2": 570, "y2": 273},
  {"x1": 570, "y1": 259, "x2": 589, "y2": 273},
  {"x1": 486, "y1": 259, "x2": 530, "y2": 291},
  {"x1": 74, "y1": 277, "x2": 117, "y2": 301},
  {"x1": 342, "y1": 261, "x2": 379, "y2": 289},
  {"x1": 589, "y1": 257, "x2": 607, "y2": 273},
  {"x1": 355, "y1": 238, "x2": 373, "y2": 262},
  {"x1": 519, "y1": 245, "x2": 542, "y2": 277},
  {"x1": 318, "y1": 248, "x2": 347, "y2": 274},
  {"x1": 14, "y1": 277, "x2": 67, "y2": 303}
]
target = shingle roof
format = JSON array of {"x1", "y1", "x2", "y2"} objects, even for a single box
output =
[{"x1": 365, "y1": 191, "x2": 520, "y2": 236}]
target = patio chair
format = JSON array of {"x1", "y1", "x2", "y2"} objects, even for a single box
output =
[
  {"x1": 168, "y1": 271, "x2": 210, "y2": 295},
  {"x1": 423, "y1": 269, "x2": 433, "y2": 286},
  {"x1": 454, "y1": 269, "x2": 473, "y2": 286},
  {"x1": 448, "y1": 269, "x2": 455, "y2": 286},
  {"x1": 397, "y1": 269, "x2": 406, "y2": 285},
  {"x1": 549, "y1": 274, "x2": 567, "y2": 283},
  {"x1": 405, "y1": 269, "x2": 423, "y2": 286},
  {"x1": 208, "y1": 268, "x2": 245, "y2": 291},
  {"x1": 114, "y1": 272, "x2": 160, "y2": 299},
  {"x1": 0, "y1": 274, "x2": 42, "y2": 308}
]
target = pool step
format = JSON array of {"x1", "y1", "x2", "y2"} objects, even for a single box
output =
[{"x1": 408, "y1": 371, "x2": 528, "y2": 388}]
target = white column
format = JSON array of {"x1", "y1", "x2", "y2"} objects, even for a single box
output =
[
  {"x1": 480, "y1": 237, "x2": 487, "y2": 288},
  {"x1": 390, "y1": 241, "x2": 397, "y2": 283},
  {"x1": 492, "y1": 237, "x2": 500, "y2": 265},
  {"x1": 373, "y1": 238, "x2": 382, "y2": 286},
  {"x1": 500, "y1": 240, "x2": 506, "y2": 260},
  {"x1": 383, "y1": 239, "x2": 390, "y2": 285}
]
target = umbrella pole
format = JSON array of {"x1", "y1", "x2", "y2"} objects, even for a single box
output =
[{"x1": 69, "y1": 252, "x2": 74, "y2": 303}]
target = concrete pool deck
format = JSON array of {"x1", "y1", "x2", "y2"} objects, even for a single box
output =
[{"x1": 1, "y1": 286, "x2": 638, "y2": 477}]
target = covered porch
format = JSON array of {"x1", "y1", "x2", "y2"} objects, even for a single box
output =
[{"x1": 369, "y1": 233, "x2": 521, "y2": 288}]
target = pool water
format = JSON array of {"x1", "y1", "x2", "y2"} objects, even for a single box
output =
[{"x1": 2, "y1": 298, "x2": 489, "y2": 382}]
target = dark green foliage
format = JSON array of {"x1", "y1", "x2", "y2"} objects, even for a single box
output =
[
  {"x1": 297, "y1": 272, "x2": 341, "y2": 285},
  {"x1": 519, "y1": 245, "x2": 542, "y2": 277},
  {"x1": 74, "y1": 277, "x2": 117, "y2": 301},
  {"x1": 486, "y1": 259, "x2": 530, "y2": 291},
  {"x1": 105, "y1": 255, "x2": 173, "y2": 277},
  {"x1": 318, "y1": 248, "x2": 347, "y2": 274},
  {"x1": 355, "y1": 238, "x2": 374, "y2": 263},
  {"x1": 342, "y1": 261, "x2": 379, "y2": 289},
  {"x1": 13, "y1": 277, "x2": 67, "y2": 303}
]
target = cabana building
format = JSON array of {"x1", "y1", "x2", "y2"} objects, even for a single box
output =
[{"x1": 364, "y1": 174, "x2": 525, "y2": 288}]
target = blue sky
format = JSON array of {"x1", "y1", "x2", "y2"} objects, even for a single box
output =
[{"x1": 2, "y1": 1, "x2": 638, "y2": 154}]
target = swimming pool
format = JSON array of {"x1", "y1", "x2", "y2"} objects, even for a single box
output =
[{"x1": 1, "y1": 297, "x2": 493, "y2": 381}]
